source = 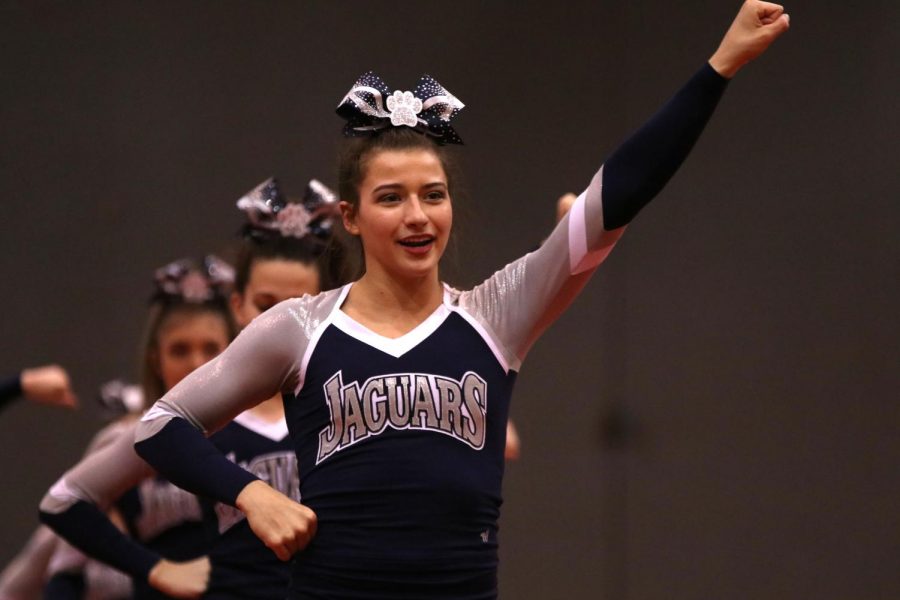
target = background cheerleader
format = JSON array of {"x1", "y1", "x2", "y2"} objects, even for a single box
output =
[{"x1": 40, "y1": 257, "x2": 237, "y2": 598}]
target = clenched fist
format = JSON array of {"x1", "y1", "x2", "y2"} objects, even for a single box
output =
[
  {"x1": 236, "y1": 480, "x2": 318, "y2": 561},
  {"x1": 710, "y1": 1, "x2": 791, "y2": 78}
]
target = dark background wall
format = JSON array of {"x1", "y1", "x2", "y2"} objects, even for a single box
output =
[{"x1": 1, "y1": 1, "x2": 897, "y2": 598}]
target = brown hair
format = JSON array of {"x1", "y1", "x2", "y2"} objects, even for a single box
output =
[
  {"x1": 233, "y1": 232, "x2": 350, "y2": 295},
  {"x1": 337, "y1": 127, "x2": 459, "y2": 211}
]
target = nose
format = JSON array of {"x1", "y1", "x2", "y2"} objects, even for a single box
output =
[
  {"x1": 188, "y1": 350, "x2": 208, "y2": 372},
  {"x1": 404, "y1": 196, "x2": 428, "y2": 227}
]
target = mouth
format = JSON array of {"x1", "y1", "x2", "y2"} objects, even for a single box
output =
[
  {"x1": 397, "y1": 235, "x2": 436, "y2": 254},
  {"x1": 398, "y1": 236, "x2": 434, "y2": 247}
]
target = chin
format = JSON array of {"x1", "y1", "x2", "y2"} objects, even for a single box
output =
[{"x1": 391, "y1": 258, "x2": 440, "y2": 281}]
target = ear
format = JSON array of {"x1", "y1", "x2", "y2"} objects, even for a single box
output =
[
  {"x1": 340, "y1": 200, "x2": 360, "y2": 236},
  {"x1": 229, "y1": 291, "x2": 243, "y2": 320}
]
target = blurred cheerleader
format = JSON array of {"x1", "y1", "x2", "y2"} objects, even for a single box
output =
[
  {"x1": 200, "y1": 178, "x2": 346, "y2": 599},
  {"x1": 41, "y1": 179, "x2": 348, "y2": 599},
  {"x1": 40, "y1": 257, "x2": 237, "y2": 599}
]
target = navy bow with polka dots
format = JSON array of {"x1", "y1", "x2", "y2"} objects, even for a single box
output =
[{"x1": 336, "y1": 72, "x2": 465, "y2": 145}]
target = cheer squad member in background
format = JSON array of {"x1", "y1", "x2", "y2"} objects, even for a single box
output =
[
  {"x1": 201, "y1": 177, "x2": 346, "y2": 599},
  {"x1": 0, "y1": 381, "x2": 145, "y2": 600},
  {"x1": 41, "y1": 179, "x2": 349, "y2": 599},
  {"x1": 135, "y1": 3, "x2": 789, "y2": 598},
  {"x1": 40, "y1": 257, "x2": 237, "y2": 599}
]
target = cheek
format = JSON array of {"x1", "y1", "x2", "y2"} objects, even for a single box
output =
[
  {"x1": 158, "y1": 350, "x2": 191, "y2": 389},
  {"x1": 356, "y1": 210, "x2": 396, "y2": 249},
  {"x1": 241, "y1": 304, "x2": 262, "y2": 325},
  {"x1": 436, "y1": 204, "x2": 453, "y2": 236},
  {"x1": 231, "y1": 297, "x2": 257, "y2": 329}
]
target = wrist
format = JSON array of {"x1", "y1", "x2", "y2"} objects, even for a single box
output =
[
  {"x1": 147, "y1": 558, "x2": 167, "y2": 585},
  {"x1": 707, "y1": 52, "x2": 741, "y2": 79},
  {"x1": 235, "y1": 479, "x2": 267, "y2": 513}
]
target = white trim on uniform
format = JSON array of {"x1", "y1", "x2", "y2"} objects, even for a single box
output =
[{"x1": 232, "y1": 411, "x2": 289, "y2": 442}]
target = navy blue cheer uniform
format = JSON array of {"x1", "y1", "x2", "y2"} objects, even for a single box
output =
[
  {"x1": 135, "y1": 64, "x2": 730, "y2": 598},
  {"x1": 39, "y1": 412, "x2": 298, "y2": 599},
  {"x1": 205, "y1": 412, "x2": 297, "y2": 599}
]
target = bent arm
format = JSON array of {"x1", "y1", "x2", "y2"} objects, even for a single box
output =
[
  {"x1": 0, "y1": 526, "x2": 58, "y2": 599},
  {"x1": 38, "y1": 421, "x2": 160, "y2": 579},
  {"x1": 134, "y1": 300, "x2": 307, "y2": 506}
]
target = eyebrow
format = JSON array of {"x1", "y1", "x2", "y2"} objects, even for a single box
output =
[{"x1": 372, "y1": 181, "x2": 447, "y2": 193}]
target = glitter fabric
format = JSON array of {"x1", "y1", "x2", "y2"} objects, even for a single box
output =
[{"x1": 336, "y1": 72, "x2": 465, "y2": 144}]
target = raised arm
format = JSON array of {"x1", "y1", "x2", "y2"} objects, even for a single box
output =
[{"x1": 462, "y1": 1, "x2": 790, "y2": 366}]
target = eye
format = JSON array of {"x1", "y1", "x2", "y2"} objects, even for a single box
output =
[
  {"x1": 252, "y1": 294, "x2": 277, "y2": 313},
  {"x1": 424, "y1": 190, "x2": 447, "y2": 202},
  {"x1": 377, "y1": 193, "x2": 402, "y2": 204},
  {"x1": 253, "y1": 301, "x2": 276, "y2": 313},
  {"x1": 167, "y1": 343, "x2": 190, "y2": 358},
  {"x1": 203, "y1": 342, "x2": 223, "y2": 358}
]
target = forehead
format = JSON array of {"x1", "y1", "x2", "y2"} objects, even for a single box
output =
[
  {"x1": 361, "y1": 149, "x2": 447, "y2": 187},
  {"x1": 247, "y1": 258, "x2": 319, "y2": 296},
  {"x1": 158, "y1": 309, "x2": 228, "y2": 340}
]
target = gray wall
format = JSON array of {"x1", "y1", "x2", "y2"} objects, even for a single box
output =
[{"x1": 2, "y1": 1, "x2": 897, "y2": 598}]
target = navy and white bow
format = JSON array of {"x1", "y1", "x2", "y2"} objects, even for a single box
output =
[
  {"x1": 336, "y1": 72, "x2": 465, "y2": 144},
  {"x1": 153, "y1": 255, "x2": 234, "y2": 303},
  {"x1": 237, "y1": 177, "x2": 338, "y2": 240}
]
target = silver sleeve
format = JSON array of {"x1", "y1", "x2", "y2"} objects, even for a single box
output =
[
  {"x1": 39, "y1": 420, "x2": 153, "y2": 514},
  {"x1": 461, "y1": 167, "x2": 625, "y2": 368},
  {"x1": 135, "y1": 296, "x2": 325, "y2": 442}
]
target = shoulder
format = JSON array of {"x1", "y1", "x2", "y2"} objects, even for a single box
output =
[
  {"x1": 265, "y1": 287, "x2": 346, "y2": 337},
  {"x1": 84, "y1": 418, "x2": 139, "y2": 456},
  {"x1": 230, "y1": 287, "x2": 348, "y2": 372}
]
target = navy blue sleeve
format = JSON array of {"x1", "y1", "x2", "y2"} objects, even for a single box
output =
[
  {"x1": 43, "y1": 571, "x2": 85, "y2": 599},
  {"x1": 0, "y1": 372, "x2": 23, "y2": 412},
  {"x1": 39, "y1": 500, "x2": 159, "y2": 580},
  {"x1": 602, "y1": 63, "x2": 729, "y2": 230},
  {"x1": 134, "y1": 417, "x2": 259, "y2": 506}
]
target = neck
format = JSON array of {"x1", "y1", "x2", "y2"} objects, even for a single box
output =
[
  {"x1": 248, "y1": 394, "x2": 284, "y2": 422},
  {"x1": 352, "y1": 265, "x2": 443, "y2": 314},
  {"x1": 342, "y1": 265, "x2": 444, "y2": 339}
]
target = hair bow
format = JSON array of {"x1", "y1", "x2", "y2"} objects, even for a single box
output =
[
  {"x1": 237, "y1": 177, "x2": 338, "y2": 240},
  {"x1": 97, "y1": 379, "x2": 144, "y2": 419},
  {"x1": 336, "y1": 72, "x2": 465, "y2": 144},
  {"x1": 152, "y1": 255, "x2": 234, "y2": 303}
]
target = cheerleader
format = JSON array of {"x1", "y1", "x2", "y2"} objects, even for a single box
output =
[
  {"x1": 201, "y1": 177, "x2": 346, "y2": 599},
  {"x1": 41, "y1": 180, "x2": 348, "y2": 599},
  {"x1": 134, "y1": 3, "x2": 790, "y2": 598},
  {"x1": 40, "y1": 257, "x2": 237, "y2": 599}
]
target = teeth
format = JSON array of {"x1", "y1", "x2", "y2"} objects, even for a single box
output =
[{"x1": 400, "y1": 238, "x2": 433, "y2": 247}]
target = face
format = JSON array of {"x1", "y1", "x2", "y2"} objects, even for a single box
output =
[
  {"x1": 341, "y1": 149, "x2": 451, "y2": 282},
  {"x1": 155, "y1": 310, "x2": 230, "y2": 392},
  {"x1": 230, "y1": 258, "x2": 321, "y2": 328}
]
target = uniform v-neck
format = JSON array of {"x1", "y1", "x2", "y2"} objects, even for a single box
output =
[{"x1": 330, "y1": 283, "x2": 452, "y2": 358}]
